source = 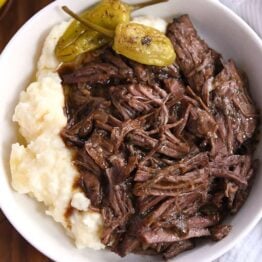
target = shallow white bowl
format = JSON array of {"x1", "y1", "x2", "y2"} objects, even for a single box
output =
[{"x1": 0, "y1": 0, "x2": 262, "y2": 261}]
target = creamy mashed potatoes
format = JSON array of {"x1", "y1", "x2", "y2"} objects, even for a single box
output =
[
  {"x1": 10, "y1": 22, "x2": 104, "y2": 250},
  {"x1": 132, "y1": 16, "x2": 168, "y2": 33}
]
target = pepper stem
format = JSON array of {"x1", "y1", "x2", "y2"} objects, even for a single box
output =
[
  {"x1": 131, "y1": 0, "x2": 169, "y2": 11},
  {"x1": 62, "y1": 6, "x2": 115, "y2": 38}
]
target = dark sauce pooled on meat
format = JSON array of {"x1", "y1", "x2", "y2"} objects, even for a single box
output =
[{"x1": 58, "y1": 15, "x2": 259, "y2": 260}]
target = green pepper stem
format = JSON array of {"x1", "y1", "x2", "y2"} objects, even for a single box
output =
[
  {"x1": 131, "y1": 0, "x2": 169, "y2": 11},
  {"x1": 62, "y1": 6, "x2": 115, "y2": 38}
]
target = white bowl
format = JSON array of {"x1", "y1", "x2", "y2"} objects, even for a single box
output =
[{"x1": 0, "y1": 0, "x2": 262, "y2": 261}]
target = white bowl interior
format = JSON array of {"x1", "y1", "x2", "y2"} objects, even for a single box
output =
[{"x1": 0, "y1": 0, "x2": 262, "y2": 261}]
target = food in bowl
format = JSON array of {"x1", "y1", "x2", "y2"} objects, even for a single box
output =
[{"x1": 10, "y1": 0, "x2": 259, "y2": 260}]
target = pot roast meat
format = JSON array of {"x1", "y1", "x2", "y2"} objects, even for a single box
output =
[
  {"x1": 59, "y1": 14, "x2": 258, "y2": 260},
  {"x1": 210, "y1": 225, "x2": 232, "y2": 241},
  {"x1": 141, "y1": 227, "x2": 211, "y2": 244},
  {"x1": 211, "y1": 60, "x2": 257, "y2": 153},
  {"x1": 167, "y1": 16, "x2": 258, "y2": 153},
  {"x1": 81, "y1": 171, "x2": 102, "y2": 208},
  {"x1": 163, "y1": 240, "x2": 194, "y2": 259},
  {"x1": 167, "y1": 15, "x2": 222, "y2": 93}
]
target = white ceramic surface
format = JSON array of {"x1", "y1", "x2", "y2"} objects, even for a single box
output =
[
  {"x1": 0, "y1": 0, "x2": 262, "y2": 261},
  {"x1": 220, "y1": 0, "x2": 262, "y2": 37}
]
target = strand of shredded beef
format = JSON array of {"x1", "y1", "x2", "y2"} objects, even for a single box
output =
[{"x1": 58, "y1": 14, "x2": 258, "y2": 260}]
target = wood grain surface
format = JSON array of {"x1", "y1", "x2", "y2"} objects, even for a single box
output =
[
  {"x1": 0, "y1": 1, "x2": 54, "y2": 261},
  {"x1": 0, "y1": 0, "x2": 54, "y2": 51}
]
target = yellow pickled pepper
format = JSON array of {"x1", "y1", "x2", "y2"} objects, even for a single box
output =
[
  {"x1": 113, "y1": 23, "x2": 176, "y2": 66},
  {"x1": 0, "y1": 0, "x2": 7, "y2": 8},
  {"x1": 56, "y1": 0, "x2": 168, "y2": 62},
  {"x1": 62, "y1": 6, "x2": 176, "y2": 67},
  {"x1": 56, "y1": 0, "x2": 131, "y2": 62}
]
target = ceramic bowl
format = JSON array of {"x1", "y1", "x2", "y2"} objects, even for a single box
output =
[{"x1": 0, "y1": 0, "x2": 262, "y2": 261}]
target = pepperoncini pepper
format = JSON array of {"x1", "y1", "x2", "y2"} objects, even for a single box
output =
[
  {"x1": 62, "y1": 6, "x2": 176, "y2": 67},
  {"x1": 56, "y1": 0, "x2": 168, "y2": 62},
  {"x1": 56, "y1": 30, "x2": 110, "y2": 62},
  {"x1": 113, "y1": 23, "x2": 176, "y2": 66}
]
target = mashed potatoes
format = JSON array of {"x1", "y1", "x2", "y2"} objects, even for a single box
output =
[
  {"x1": 132, "y1": 16, "x2": 168, "y2": 33},
  {"x1": 10, "y1": 22, "x2": 104, "y2": 250}
]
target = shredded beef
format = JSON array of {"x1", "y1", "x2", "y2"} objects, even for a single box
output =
[
  {"x1": 167, "y1": 15, "x2": 223, "y2": 93},
  {"x1": 59, "y1": 14, "x2": 258, "y2": 260},
  {"x1": 210, "y1": 225, "x2": 232, "y2": 241}
]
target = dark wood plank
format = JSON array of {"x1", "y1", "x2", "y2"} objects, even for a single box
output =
[
  {"x1": 0, "y1": 0, "x2": 54, "y2": 51},
  {"x1": 0, "y1": 210, "x2": 53, "y2": 262},
  {"x1": 0, "y1": 211, "x2": 6, "y2": 223},
  {"x1": 0, "y1": 2, "x2": 55, "y2": 261}
]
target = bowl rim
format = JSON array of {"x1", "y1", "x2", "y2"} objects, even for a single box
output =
[{"x1": 0, "y1": 0, "x2": 262, "y2": 261}]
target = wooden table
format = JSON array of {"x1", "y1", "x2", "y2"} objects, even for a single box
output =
[{"x1": 0, "y1": 1, "x2": 54, "y2": 261}]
